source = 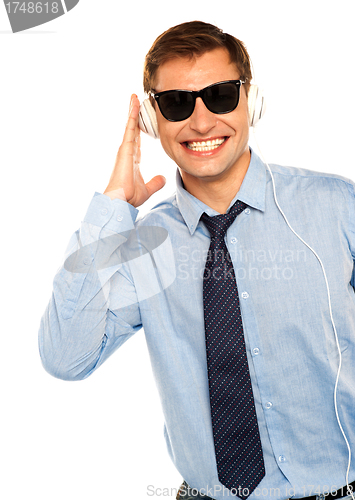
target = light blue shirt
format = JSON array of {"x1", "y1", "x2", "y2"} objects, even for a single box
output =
[{"x1": 39, "y1": 149, "x2": 355, "y2": 500}]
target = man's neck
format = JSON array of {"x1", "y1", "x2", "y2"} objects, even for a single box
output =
[{"x1": 180, "y1": 149, "x2": 251, "y2": 214}]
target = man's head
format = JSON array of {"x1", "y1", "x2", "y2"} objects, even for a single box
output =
[
  {"x1": 143, "y1": 21, "x2": 252, "y2": 98},
  {"x1": 143, "y1": 21, "x2": 253, "y2": 208}
]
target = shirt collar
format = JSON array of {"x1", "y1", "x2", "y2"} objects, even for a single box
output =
[{"x1": 175, "y1": 148, "x2": 267, "y2": 235}]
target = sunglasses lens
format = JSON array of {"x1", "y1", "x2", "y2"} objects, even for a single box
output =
[
  {"x1": 155, "y1": 81, "x2": 241, "y2": 122},
  {"x1": 204, "y1": 82, "x2": 240, "y2": 113},
  {"x1": 158, "y1": 91, "x2": 195, "y2": 121}
]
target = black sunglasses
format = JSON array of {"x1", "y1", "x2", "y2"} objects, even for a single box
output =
[{"x1": 151, "y1": 80, "x2": 245, "y2": 122}]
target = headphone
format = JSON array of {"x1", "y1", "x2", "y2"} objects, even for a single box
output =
[{"x1": 138, "y1": 84, "x2": 266, "y2": 139}]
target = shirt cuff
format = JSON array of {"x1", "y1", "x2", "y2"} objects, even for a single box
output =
[{"x1": 83, "y1": 192, "x2": 139, "y2": 233}]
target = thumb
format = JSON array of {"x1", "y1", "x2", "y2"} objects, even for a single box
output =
[{"x1": 145, "y1": 175, "x2": 166, "y2": 198}]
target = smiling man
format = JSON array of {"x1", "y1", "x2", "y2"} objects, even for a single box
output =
[
  {"x1": 151, "y1": 48, "x2": 250, "y2": 213},
  {"x1": 39, "y1": 21, "x2": 355, "y2": 500}
]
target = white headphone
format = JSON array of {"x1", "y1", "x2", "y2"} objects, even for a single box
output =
[{"x1": 138, "y1": 83, "x2": 266, "y2": 139}]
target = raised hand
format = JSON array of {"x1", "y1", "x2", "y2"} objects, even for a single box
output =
[{"x1": 104, "y1": 94, "x2": 166, "y2": 207}]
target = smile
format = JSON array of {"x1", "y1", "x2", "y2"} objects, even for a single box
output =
[{"x1": 185, "y1": 137, "x2": 226, "y2": 152}]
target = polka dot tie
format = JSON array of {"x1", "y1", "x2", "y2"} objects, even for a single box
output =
[{"x1": 201, "y1": 201, "x2": 265, "y2": 499}]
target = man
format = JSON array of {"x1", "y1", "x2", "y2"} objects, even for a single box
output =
[{"x1": 39, "y1": 21, "x2": 355, "y2": 500}]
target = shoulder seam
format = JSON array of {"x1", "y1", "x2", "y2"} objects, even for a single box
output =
[{"x1": 268, "y1": 164, "x2": 353, "y2": 186}]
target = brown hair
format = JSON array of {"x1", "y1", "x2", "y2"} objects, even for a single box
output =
[{"x1": 143, "y1": 21, "x2": 252, "y2": 96}]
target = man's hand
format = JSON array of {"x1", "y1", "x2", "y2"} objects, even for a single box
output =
[{"x1": 104, "y1": 94, "x2": 166, "y2": 207}]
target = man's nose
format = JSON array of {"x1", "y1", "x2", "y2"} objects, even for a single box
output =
[{"x1": 188, "y1": 97, "x2": 217, "y2": 134}]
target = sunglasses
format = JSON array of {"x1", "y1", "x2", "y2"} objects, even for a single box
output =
[{"x1": 151, "y1": 80, "x2": 245, "y2": 122}]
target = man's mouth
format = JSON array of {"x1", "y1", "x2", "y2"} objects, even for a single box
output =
[{"x1": 185, "y1": 137, "x2": 226, "y2": 152}]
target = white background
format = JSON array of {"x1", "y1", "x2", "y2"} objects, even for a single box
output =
[{"x1": 1, "y1": 1, "x2": 354, "y2": 499}]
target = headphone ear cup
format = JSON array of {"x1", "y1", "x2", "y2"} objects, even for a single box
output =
[
  {"x1": 138, "y1": 99, "x2": 159, "y2": 139},
  {"x1": 247, "y1": 84, "x2": 266, "y2": 127}
]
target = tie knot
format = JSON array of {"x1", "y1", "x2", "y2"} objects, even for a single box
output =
[{"x1": 201, "y1": 200, "x2": 247, "y2": 238}]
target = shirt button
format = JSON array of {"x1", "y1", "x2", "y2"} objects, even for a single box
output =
[
  {"x1": 245, "y1": 208, "x2": 251, "y2": 215},
  {"x1": 278, "y1": 455, "x2": 286, "y2": 463},
  {"x1": 265, "y1": 401, "x2": 273, "y2": 410},
  {"x1": 252, "y1": 347, "x2": 260, "y2": 356},
  {"x1": 230, "y1": 237, "x2": 238, "y2": 244},
  {"x1": 241, "y1": 292, "x2": 249, "y2": 299},
  {"x1": 83, "y1": 258, "x2": 91, "y2": 266},
  {"x1": 101, "y1": 208, "x2": 108, "y2": 216},
  {"x1": 117, "y1": 215, "x2": 123, "y2": 222}
]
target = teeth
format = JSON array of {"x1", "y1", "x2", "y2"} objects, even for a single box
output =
[{"x1": 186, "y1": 138, "x2": 226, "y2": 151}]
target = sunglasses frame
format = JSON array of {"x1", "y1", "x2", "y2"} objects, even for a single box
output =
[{"x1": 151, "y1": 79, "x2": 245, "y2": 122}]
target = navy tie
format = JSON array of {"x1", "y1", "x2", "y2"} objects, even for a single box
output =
[{"x1": 201, "y1": 201, "x2": 265, "y2": 499}]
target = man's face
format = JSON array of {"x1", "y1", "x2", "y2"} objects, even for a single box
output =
[{"x1": 154, "y1": 48, "x2": 250, "y2": 191}]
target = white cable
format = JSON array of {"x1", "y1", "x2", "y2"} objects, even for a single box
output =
[{"x1": 252, "y1": 130, "x2": 354, "y2": 500}]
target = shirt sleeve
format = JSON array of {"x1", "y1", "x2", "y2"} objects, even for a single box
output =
[{"x1": 38, "y1": 193, "x2": 142, "y2": 381}]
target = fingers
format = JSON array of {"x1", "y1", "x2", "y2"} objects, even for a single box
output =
[
  {"x1": 123, "y1": 94, "x2": 140, "y2": 144},
  {"x1": 111, "y1": 95, "x2": 140, "y2": 180},
  {"x1": 120, "y1": 95, "x2": 140, "y2": 169}
]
